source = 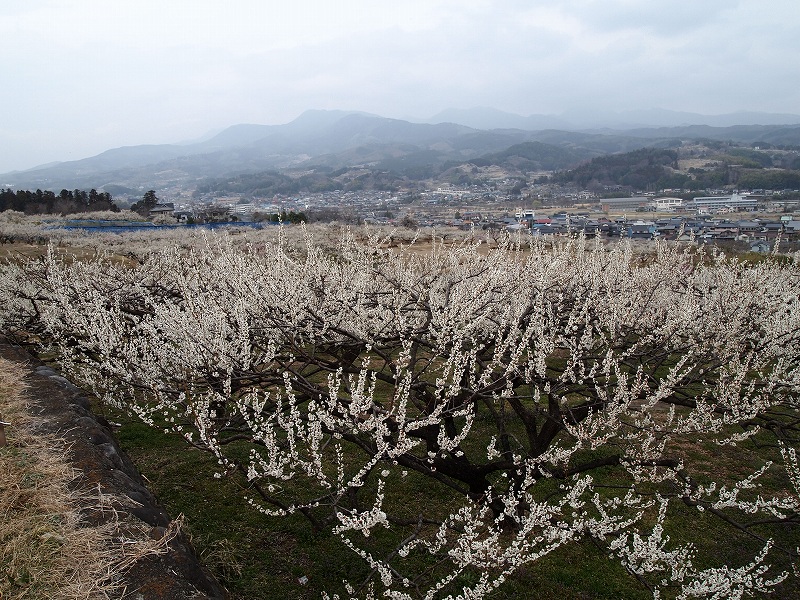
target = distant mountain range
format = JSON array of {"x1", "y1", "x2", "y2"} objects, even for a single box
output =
[
  {"x1": 422, "y1": 107, "x2": 800, "y2": 130},
  {"x1": 2, "y1": 108, "x2": 800, "y2": 191}
]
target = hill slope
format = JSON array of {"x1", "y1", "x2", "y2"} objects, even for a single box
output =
[{"x1": 4, "y1": 110, "x2": 800, "y2": 191}]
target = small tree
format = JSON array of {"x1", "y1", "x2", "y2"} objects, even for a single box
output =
[{"x1": 401, "y1": 214, "x2": 417, "y2": 228}]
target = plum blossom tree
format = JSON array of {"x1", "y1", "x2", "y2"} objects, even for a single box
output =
[{"x1": 1, "y1": 227, "x2": 799, "y2": 599}]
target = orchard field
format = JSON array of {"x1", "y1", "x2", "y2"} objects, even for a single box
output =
[{"x1": 1, "y1": 215, "x2": 799, "y2": 599}]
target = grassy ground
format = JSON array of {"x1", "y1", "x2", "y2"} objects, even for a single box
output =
[
  {"x1": 109, "y1": 409, "x2": 799, "y2": 600},
  {"x1": 113, "y1": 418, "x2": 661, "y2": 599}
]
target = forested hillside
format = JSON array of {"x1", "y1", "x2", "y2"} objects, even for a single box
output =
[
  {"x1": 193, "y1": 167, "x2": 406, "y2": 197},
  {"x1": 550, "y1": 148, "x2": 679, "y2": 189},
  {"x1": 469, "y1": 141, "x2": 592, "y2": 171},
  {"x1": 551, "y1": 146, "x2": 800, "y2": 191}
]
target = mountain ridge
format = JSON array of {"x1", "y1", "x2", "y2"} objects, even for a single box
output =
[
  {"x1": 4, "y1": 109, "x2": 800, "y2": 191},
  {"x1": 423, "y1": 107, "x2": 800, "y2": 130}
]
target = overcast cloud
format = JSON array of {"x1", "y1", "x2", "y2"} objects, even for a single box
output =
[{"x1": 1, "y1": 0, "x2": 799, "y2": 173}]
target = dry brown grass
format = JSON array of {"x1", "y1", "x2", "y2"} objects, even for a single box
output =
[{"x1": 0, "y1": 358, "x2": 180, "y2": 599}]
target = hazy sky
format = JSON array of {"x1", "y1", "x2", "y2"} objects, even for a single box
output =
[{"x1": 2, "y1": 0, "x2": 799, "y2": 173}]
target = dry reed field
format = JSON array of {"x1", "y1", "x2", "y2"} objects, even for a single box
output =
[{"x1": 0, "y1": 357, "x2": 180, "y2": 599}]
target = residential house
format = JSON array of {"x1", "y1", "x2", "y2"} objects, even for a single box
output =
[{"x1": 149, "y1": 203, "x2": 175, "y2": 217}]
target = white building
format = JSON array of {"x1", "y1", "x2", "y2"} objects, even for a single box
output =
[
  {"x1": 690, "y1": 193, "x2": 757, "y2": 213},
  {"x1": 651, "y1": 197, "x2": 684, "y2": 211},
  {"x1": 515, "y1": 208, "x2": 535, "y2": 222}
]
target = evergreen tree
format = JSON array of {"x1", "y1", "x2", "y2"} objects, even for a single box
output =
[{"x1": 130, "y1": 190, "x2": 159, "y2": 217}]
